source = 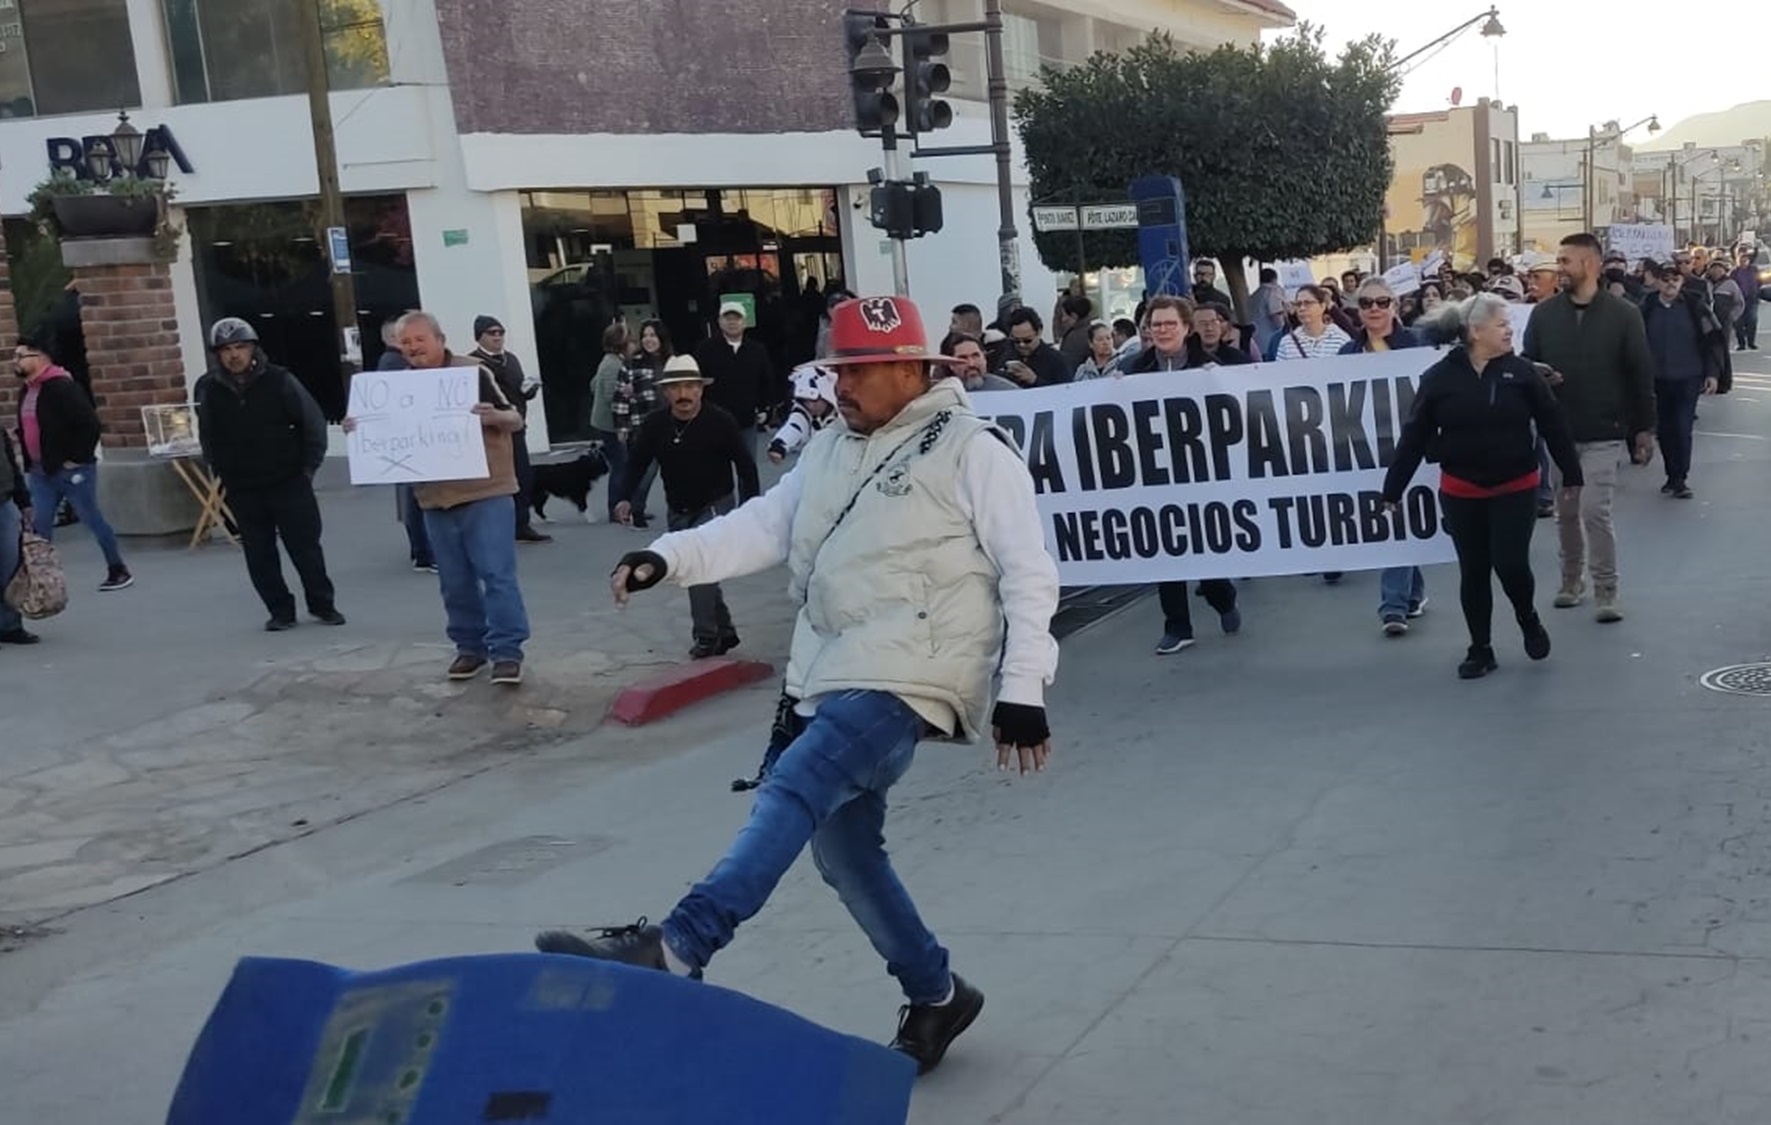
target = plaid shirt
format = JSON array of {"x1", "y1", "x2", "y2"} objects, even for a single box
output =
[{"x1": 612, "y1": 360, "x2": 662, "y2": 441}]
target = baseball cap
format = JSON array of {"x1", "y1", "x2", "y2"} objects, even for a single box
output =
[{"x1": 717, "y1": 300, "x2": 747, "y2": 320}]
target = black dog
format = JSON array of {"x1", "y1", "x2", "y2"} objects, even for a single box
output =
[{"x1": 529, "y1": 448, "x2": 610, "y2": 522}]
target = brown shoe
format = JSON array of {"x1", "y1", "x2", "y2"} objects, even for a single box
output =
[
  {"x1": 490, "y1": 660, "x2": 523, "y2": 686},
  {"x1": 448, "y1": 654, "x2": 489, "y2": 680}
]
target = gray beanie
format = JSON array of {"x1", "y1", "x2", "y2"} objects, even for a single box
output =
[{"x1": 208, "y1": 317, "x2": 259, "y2": 348}]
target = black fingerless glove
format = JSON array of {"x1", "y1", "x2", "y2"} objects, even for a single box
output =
[
  {"x1": 613, "y1": 550, "x2": 668, "y2": 592},
  {"x1": 991, "y1": 701, "x2": 1050, "y2": 748},
  {"x1": 767, "y1": 439, "x2": 787, "y2": 457}
]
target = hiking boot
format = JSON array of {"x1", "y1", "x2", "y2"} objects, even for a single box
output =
[
  {"x1": 1154, "y1": 632, "x2": 1196, "y2": 655},
  {"x1": 264, "y1": 616, "x2": 297, "y2": 632},
  {"x1": 311, "y1": 608, "x2": 347, "y2": 626},
  {"x1": 448, "y1": 654, "x2": 489, "y2": 680},
  {"x1": 1457, "y1": 645, "x2": 1498, "y2": 680},
  {"x1": 1594, "y1": 589, "x2": 1623, "y2": 624},
  {"x1": 0, "y1": 627, "x2": 41, "y2": 645},
  {"x1": 490, "y1": 660, "x2": 523, "y2": 686},
  {"x1": 1552, "y1": 582, "x2": 1584, "y2": 609},
  {"x1": 1382, "y1": 615, "x2": 1408, "y2": 637},
  {"x1": 98, "y1": 566, "x2": 134, "y2": 592},
  {"x1": 1520, "y1": 614, "x2": 1551, "y2": 660},
  {"x1": 534, "y1": 918, "x2": 699, "y2": 978},
  {"x1": 890, "y1": 974, "x2": 985, "y2": 1076}
]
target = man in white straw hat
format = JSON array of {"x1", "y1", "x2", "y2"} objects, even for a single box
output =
[{"x1": 615, "y1": 354, "x2": 760, "y2": 658}]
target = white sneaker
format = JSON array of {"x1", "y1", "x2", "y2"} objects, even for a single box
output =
[{"x1": 1407, "y1": 596, "x2": 1429, "y2": 619}]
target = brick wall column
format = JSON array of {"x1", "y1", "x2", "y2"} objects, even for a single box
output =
[{"x1": 65, "y1": 250, "x2": 184, "y2": 449}]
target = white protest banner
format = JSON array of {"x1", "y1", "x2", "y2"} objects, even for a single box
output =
[
  {"x1": 975, "y1": 351, "x2": 1457, "y2": 585},
  {"x1": 1381, "y1": 261, "x2": 1422, "y2": 297},
  {"x1": 1606, "y1": 223, "x2": 1673, "y2": 266},
  {"x1": 346, "y1": 367, "x2": 489, "y2": 485},
  {"x1": 1277, "y1": 260, "x2": 1315, "y2": 293},
  {"x1": 1418, "y1": 250, "x2": 1446, "y2": 279},
  {"x1": 1507, "y1": 303, "x2": 1533, "y2": 345}
]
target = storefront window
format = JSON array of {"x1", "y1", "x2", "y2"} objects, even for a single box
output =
[
  {"x1": 163, "y1": 0, "x2": 388, "y2": 104},
  {"x1": 0, "y1": 0, "x2": 142, "y2": 118},
  {"x1": 186, "y1": 194, "x2": 417, "y2": 420},
  {"x1": 520, "y1": 187, "x2": 845, "y2": 442}
]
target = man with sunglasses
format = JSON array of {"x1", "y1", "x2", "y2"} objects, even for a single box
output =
[
  {"x1": 1002, "y1": 307, "x2": 1072, "y2": 387},
  {"x1": 1340, "y1": 279, "x2": 1429, "y2": 636}
]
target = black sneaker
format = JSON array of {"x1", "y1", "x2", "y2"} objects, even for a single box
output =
[
  {"x1": 311, "y1": 608, "x2": 347, "y2": 626},
  {"x1": 264, "y1": 617, "x2": 297, "y2": 632},
  {"x1": 516, "y1": 526, "x2": 553, "y2": 544},
  {"x1": 689, "y1": 640, "x2": 723, "y2": 659},
  {"x1": 533, "y1": 918, "x2": 700, "y2": 979},
  {"x1": 717, "y1": 633, "x2": 741, "y2": 655},
  {"x1": 630, "y1": 514, "x2": 651, "y2": 530},
  {"x1": 1672, "y1": 483, "x2": 1694, "y2": 500},
  {"x1": 1660, "y1": 481, "x2": 1676, "y2": 495},
  {"x1": 98, "y1": 566, "x2": 134, "y2": 592},
  {"x1": 0, "y1": 627, "x2": 41, "y2": 645},
  {"x1": 1457, "y1": 645, "x2": 1498, "y2": 680},
  {"x1": 890, "y1": 974, "x2": 985, "y2": 1075},
  {"x1": 1520, "y1": 614, "x2": 1551, "y2": 660}
]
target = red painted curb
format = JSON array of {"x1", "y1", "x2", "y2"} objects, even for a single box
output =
[{"x1": 608, "y1": 658, "x2": 775, "y2": 726}]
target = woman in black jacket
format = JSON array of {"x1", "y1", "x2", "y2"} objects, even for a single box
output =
[{"x1": 1383, "y1": 293, "x2": 1585, "y2": 679}]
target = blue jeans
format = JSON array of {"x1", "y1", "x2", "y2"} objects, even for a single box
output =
[
  {"x1": 662, "y1": 690, "x2": 952, "y2": 1004},
  {"x1": 421, "y1": 495, "x2": 531, "y2": 662},
  {"x1": 1378, "y1": 566, "x2": 1425, "y2": 620},
  {"x1": 27, "y1": 464, "x2": 124, "y2": 570},
  {"x1": 0, "y1": 499, "x2": 22, "y2": 633},
  {"x1": 592, "y1": 429, "x2": 625, "y2": 520},
  {"x1": 399, "y1": 485, "x2": 432, "y2": 565}
]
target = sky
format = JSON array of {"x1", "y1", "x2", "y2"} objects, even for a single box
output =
[{"x1": 1277, "y1": 2, "x2": 1770, "y2": 142}]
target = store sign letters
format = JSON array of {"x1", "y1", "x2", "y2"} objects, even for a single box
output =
[{"x1": 45, "y1": 125, "x2": 195, "y2": 181}]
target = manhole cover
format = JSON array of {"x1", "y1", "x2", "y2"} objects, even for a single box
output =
[{"x1": 1699, "y1": 664, "x2": 1771, "y2": 696}]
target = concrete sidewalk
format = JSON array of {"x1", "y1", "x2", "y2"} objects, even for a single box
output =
[
  {"x1": 0, "y1": 465, "x2": 798, "y2": 927},
  {"x1": 6, "y1": 354, "x2": 1771, "y2": 1122}
]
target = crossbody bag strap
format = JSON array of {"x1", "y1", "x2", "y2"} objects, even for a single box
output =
[{"x1": 802, "y1": 408, "x2": 955, "y2": 579}]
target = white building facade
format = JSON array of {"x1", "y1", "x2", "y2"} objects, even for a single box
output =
[{"x1": 0, "y1": 0, "x2": 1290, "y2": 444}]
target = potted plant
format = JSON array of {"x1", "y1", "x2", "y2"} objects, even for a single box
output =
[{"x1": 28, "y1": 171, "x2": 183, "y2": 258}]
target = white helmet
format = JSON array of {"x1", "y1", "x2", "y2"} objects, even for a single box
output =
[{"x1": 789, "y1": 363, "x2": 838, "y2": 408}]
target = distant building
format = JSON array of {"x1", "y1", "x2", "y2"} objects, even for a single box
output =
[
  {"x1": 1520, "y1": 126, "x2": 1641, "y2": 253},
  {"x1": 1380, "y1": 100, "x2": 1521, "y2": 270},
  {"x1": 1630, "y1": 141, "x2": 1766, "y2": 247}
]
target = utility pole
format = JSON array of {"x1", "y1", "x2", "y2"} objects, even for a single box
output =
[
  {"x1": 881, "y1": 124, "x2": 912, "y2": 296},
  {"x1": 983, "y1": 0, "x2": 1019, "y2": 308},
  {"x1": 1583, "y1": 126, "x2": 1595, "y2": 232},
  {"x1": 296, "y1": 0, "x2": 360, "y2": 389}
]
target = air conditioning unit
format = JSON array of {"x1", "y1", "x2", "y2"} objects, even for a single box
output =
[{"x1": 1499, "y1": 199, "x2": 1515, "y2": 220}]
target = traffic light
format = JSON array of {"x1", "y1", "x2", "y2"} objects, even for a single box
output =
[
  {"x1": 902, "y1": 27, "x2": 952, "y2": 135},
  {"x1": 844, "y1": 11, "x2": 900, "y2": 138},
  {"x1": 868, "y1": 171, "x2": 944, "y2": 240}
]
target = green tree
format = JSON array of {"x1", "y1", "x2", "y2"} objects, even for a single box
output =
[{"x1": 1013, "y1": 25, "x2": 1400, "y2": 310}]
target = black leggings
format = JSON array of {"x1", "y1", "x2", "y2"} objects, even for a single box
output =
[{"x1": 1439, "y1": 489, "x2": 1538, "y2": 647}]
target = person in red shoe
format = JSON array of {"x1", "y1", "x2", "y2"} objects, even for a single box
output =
[{"x1": 535, "y1": 296, "x2": 1061, "y2": 1076}]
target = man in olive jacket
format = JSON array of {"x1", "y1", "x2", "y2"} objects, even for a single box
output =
[{"x1": 1521, "y1": 232, "x2": 1656, "y2": 624}]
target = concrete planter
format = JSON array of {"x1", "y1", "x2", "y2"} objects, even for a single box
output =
[{"x1": 51, "y1": 193, "x2": 158, "y2": 239}]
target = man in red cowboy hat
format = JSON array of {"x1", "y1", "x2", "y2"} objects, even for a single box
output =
[{"x1": 537, "y1": 295, "x2": 1060, "y2": 1075}]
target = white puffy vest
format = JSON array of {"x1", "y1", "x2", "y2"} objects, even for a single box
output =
[{"x1": 785, "y1": 380, "x2": 1006, "y2": 742}]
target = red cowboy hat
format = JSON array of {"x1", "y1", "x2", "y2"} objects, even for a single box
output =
[{"x1": 819, "y1": 296, "x2": 959, "y2": 367}]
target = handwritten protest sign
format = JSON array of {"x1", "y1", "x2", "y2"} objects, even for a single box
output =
[
  {"x1": 346, "y1": 368, "x2": 488, "y2": 485},
  {"x1": 1381, "y1": 261, "x2": 1422, "y2": 297},
  {"x1": 1277, "y1": 260, "x2": 1316, "y2": 294},
  {"x1": 1606, "y1": 223, "x2": 1673, "y2": 267},
  {"x1": 976, "y1": 350, "x2": 1457, "y2": 585}
]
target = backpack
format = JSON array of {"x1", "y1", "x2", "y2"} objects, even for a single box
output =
[{"x1": 4, "y1": 527, "x2": 68, "y2": 619}]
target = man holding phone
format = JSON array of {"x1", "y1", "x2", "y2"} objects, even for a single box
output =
[
  {"x1": 1521, "y1": 232, "x2": 1657, "y2": 624},
  {"x1": 1002, "y1": 308, "x2": 1073, "y2": 387}
]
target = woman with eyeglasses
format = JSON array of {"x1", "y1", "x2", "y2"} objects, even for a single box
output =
[
  {"x1": 1274, "y1": 285, "x2": 1353, "y2": 361},
  {"x1": 1339, "y1": 277, "x2": 1430, "y2": 634},
  {"x1": 1383, "y1": 293, "x2": 1583, "y2": 680}
]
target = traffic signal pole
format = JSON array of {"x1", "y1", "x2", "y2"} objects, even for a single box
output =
[
  {"x1": 983, "y1": 0, "x2": 1020, "y2": 307},
  {"x1": 881, "y1": 125, "x2": 912, "y2": 296}
]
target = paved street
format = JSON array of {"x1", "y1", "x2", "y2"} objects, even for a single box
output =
[{"x1": 7, "y1": 350, "x2": 1771, "y2": 1123}]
